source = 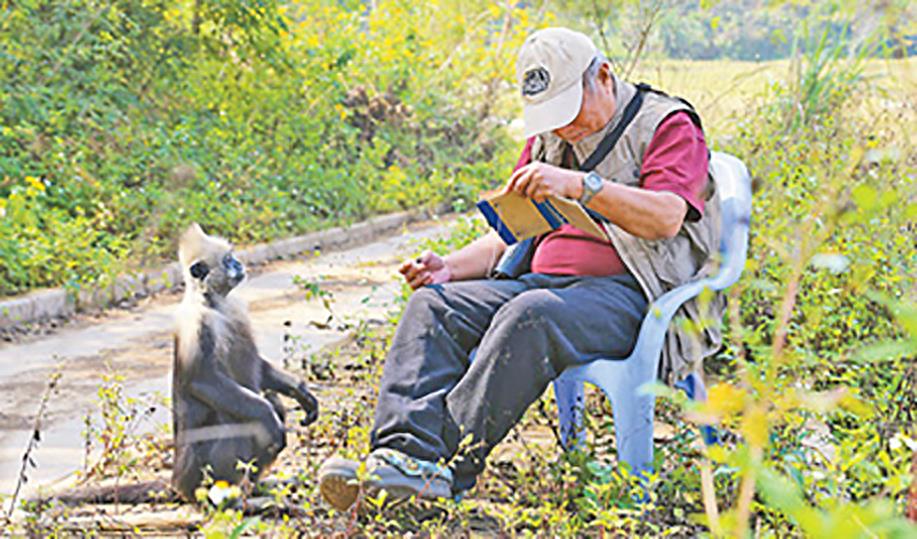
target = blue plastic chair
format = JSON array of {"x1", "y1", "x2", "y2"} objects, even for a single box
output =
[{"x1": 552, "y1": 151, "x2": 752, "y2": 474}]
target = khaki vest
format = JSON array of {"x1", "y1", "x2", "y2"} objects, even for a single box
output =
[{"x1": 531, "y1": 76, "x2": 725, "y2": 383}]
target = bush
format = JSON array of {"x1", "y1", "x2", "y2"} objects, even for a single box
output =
[
  {"x1": 681, "y1": 28, "x2": 916, "y2": 536},
  {"x1": 0, "y1": 0, "x2": 535, "y2": 296}
]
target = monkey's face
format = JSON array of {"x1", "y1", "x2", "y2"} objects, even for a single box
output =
[
  {"x1": 188, "y1": 251, "x2": 245, "y2": 296},
  {"x1": 179, "y1": 223, "x2": 246, "y2": 297}
]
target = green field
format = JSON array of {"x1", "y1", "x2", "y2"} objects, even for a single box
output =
[{"x1": 630, "y1": 57, "x2": 917, "y2": 138}]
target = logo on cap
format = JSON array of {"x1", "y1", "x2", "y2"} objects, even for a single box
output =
[{"x1": 522, "y1": 67, "x2": 551, "y2": 97}]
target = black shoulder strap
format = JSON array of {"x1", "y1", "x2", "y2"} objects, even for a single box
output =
[
  {"x1": 637, "y1": 83, "x2": 704, "y2": 131},
  {"x1": 561, "y1": 83, "x2": 648, "y2": 224},
  {"x1": 561, "y1": 82, "x2": 700, "y2": 224},
  {"x1": 577, "y1": 82, "x2": 649, "y2": 172}
]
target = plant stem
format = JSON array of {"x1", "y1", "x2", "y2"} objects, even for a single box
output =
[
  {"x1": 907, "y1": 450, "x2": 917, "y2": 522},
  {"x1": 735, "y1": 444, "x2": 763, "y2": 533},
  {"x1": 6, "y1": 368, "x2": 62, "y2": 519},
  {"x1": 699, "y1": 458, "x2": 722, "y2": 536}
]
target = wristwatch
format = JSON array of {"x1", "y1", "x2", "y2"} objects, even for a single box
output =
[{"x1": 578, "y1": 171, "x2": 604, "y2": 206}]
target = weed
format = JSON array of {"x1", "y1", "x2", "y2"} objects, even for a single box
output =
[{"x1": 6, "y1": 365, "x2": 62, "y2": 519}]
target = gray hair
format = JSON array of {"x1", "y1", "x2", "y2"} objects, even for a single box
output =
[{"x1": 582, "y1": 54, "x2": 610, "y2": 91}]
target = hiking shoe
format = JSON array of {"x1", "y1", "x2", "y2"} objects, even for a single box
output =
[
  {"x1": 318, "y1": 449, "x2": 453, "y2": 511},
  {"x1": 362, "y1": 448, "x2": 453, "y2": 502}
]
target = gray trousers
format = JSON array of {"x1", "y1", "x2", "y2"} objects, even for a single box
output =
[{"x1": 370, "y1": 272, "x2": 647, "y2": 491}]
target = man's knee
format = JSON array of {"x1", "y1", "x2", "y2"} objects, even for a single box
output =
[
  {"x1": 403, "y1": 286, "x2": 445, "y2": 317},
  {"x1": 492, "y1": 289, "x2": 561, "y2": 330}
]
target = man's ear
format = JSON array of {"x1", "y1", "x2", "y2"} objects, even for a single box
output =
[{"x1": 598, "y1": 63, "x2": 614, "y2": 90}]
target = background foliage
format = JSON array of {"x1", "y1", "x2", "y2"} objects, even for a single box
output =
[
  {"x1": 0, "y1": 0, "x2": 533, "y2": 295},
  {"x1": 1, "y1": 0, "x2": 913, "y2": 298}
]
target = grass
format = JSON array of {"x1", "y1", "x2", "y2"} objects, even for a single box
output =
[
  {"x1": 9, "y1": 300, "x2": 702, "y2": 536},
  {"x1": 630, "y1": 57, "x2": 916, "y2": 138}
]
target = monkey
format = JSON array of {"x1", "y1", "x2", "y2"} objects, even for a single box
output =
[
  {"x1": 40, "y1": 223, "x2": 318, "y2": 509},
  {"x1": 170, "y1": 223, "x2": 319, "y2": 501}
]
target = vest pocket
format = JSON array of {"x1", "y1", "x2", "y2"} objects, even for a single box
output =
[{"x1": 641, "y1": 236, "x2": 697, "y2": 290}]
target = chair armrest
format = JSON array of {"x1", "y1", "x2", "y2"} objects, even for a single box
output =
[
  {"x1": 627, "y1": 188, "x2": 749, "y2": 377},
  {"x1": 575, "y1": 152, "x2": 751, "y2": 388},
  {"x1": 649, "y1": 198, "x2": 750, "y2": 322},
  {"x1": 626, "y1": 273, "x2": 721, "y2": 373}
]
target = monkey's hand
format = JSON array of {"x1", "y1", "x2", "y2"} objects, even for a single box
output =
[
  {"x1": 260, "y1": 361, "x2": 320, "y2": 426},
  {"x1": 264, "y1": 408, "x2": 287, "y2": 456},
  {"x1": 295, "y1": 383, "x2": 319, "y2": 426}
]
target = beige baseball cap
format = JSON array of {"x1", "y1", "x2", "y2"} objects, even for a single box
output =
[{"x1": 517, "y1": 28, "x2": 597, "y2": 138}]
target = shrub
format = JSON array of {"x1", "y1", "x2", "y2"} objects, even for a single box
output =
[{"x1": 0, "y1": 0, "x2": 535, "y2": 295}]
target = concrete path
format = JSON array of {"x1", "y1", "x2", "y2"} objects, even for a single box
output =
[{"x1": 0, "y1": 217, "x2": 453, "y2": 498}]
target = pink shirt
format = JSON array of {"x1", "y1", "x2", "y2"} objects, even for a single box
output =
[{"x1": 527, "y1": 111, "x2": 709, "y2": 276}]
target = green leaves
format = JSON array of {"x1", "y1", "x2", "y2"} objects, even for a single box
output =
[
  {"x1": 758, "y1": 466, "x2": 916, "y2": 538},
  {"x1": 851, "y1": 184, "x2": 878, "y2": 211},
  {"x1": 0, "y1": 0, "x2": 529, "y2": 297},
  {"x1": 853, "y1": 296, "x2": 917, "y2": 363}
]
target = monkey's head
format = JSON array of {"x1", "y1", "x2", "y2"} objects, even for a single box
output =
[{"x1": 178, "y1": 223, "x2": 245, "y2": 297}]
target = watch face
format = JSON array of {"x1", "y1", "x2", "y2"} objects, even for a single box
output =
[{"x1": 586, "y1": 172, "x2": 602, "y2": 191}]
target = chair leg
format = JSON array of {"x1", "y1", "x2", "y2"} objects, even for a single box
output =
[
  {"x1": 607, "y1": 386, "x2": 655, "y2": 476},
  {"x1": 676, "y1": 372, "x2": 719, "y2": 446},
  {"x1": 553, "y1": 377, "x2": 585, "y2": 450}
]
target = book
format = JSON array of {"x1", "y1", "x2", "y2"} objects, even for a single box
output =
[{"x1": 476, "y1": 191, "x2": 608, "y2": 245}]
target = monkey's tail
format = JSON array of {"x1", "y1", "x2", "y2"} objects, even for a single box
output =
[{"x1": 40, "y1": 479, "x2": 178, "y2": 506}]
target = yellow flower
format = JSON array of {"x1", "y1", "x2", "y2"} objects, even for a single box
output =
[{"x1": 25, "y1": 176, "x2": 45, "y2": 192}]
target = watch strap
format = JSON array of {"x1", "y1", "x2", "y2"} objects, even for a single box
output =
[{"x1": 579, "y1": 171, "x2": 603, "y2": 206}]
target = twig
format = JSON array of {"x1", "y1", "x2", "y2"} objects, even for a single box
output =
[
  {"x1": 623, "y1": 0, "x2": 664, "y2": 80},
  {"x1": 734, "y1": 444, "x2": 762, "y2": 530},
  {"x1": 907, "y1": 449, "x2": 917, "y2": 522},
  {"x1": 6, "y1": 367, "x2": 63, "y2": 518},
  {"x1": 473, "y1": 0, "x2": 514, "y2": 125},
  {"x1": 589, "y1": 0, "x2": 611, "y2": 56},
  {"x1": 699, "y1": 458, "x2": 722, "y2": 535},
  {"x1": 433, "y1": 10, "x2": 492, "y2": 77},
  {"x1": 770, "y1": 265, "x2": 802, "y2": 362}
]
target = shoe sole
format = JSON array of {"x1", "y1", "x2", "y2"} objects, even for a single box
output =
[
  {"x1": 318, "y1": 459, "x2": 360, "y2": 512},
  {"x1": 319, "y1": 457, "x2": 453, "y2": 511},
  {"x1": 365, "y1": 466, "x2": 452, "y2": 501}
]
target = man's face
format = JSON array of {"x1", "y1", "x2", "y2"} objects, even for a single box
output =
[{"x1": 552, "y1": 65, "x2": 616, "y2": 144}]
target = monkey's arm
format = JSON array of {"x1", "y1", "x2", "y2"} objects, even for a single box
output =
[
  {"x1": 183, "y1": 366, "x2": 285, "y2": 452},
  {"x1": 189, "y1": 371, "x2": 280, "y2": 424},
  {"x1": 261, "y1": 360, "x2": 319, "y2": 425},
  {"x1": 179, "y1": 332, "x2": 283, "y2": 428}
]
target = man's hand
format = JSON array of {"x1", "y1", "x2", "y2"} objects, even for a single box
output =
[
  {"x1": 507, "y1": 162, "x2": 585, "y2": 202},
  {"x1": 399, "y1": 250, "x2": 452, "y2": 290}
]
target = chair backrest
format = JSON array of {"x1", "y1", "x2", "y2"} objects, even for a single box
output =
[
  {"x1": 708, "y1": 151, "x2": 753, "y2": 290},
  {"x1": 623, "y1": 152, "x2": 752, "y2": 365}
]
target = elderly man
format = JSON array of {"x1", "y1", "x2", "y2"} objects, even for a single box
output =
[{"x1": 318, "y1": 27, "x2": 722, "y2": 510}]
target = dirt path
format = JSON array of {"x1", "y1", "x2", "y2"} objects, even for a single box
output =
[{"x1": 0, "y1": 217, "x2": 452, "y2": 498}]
